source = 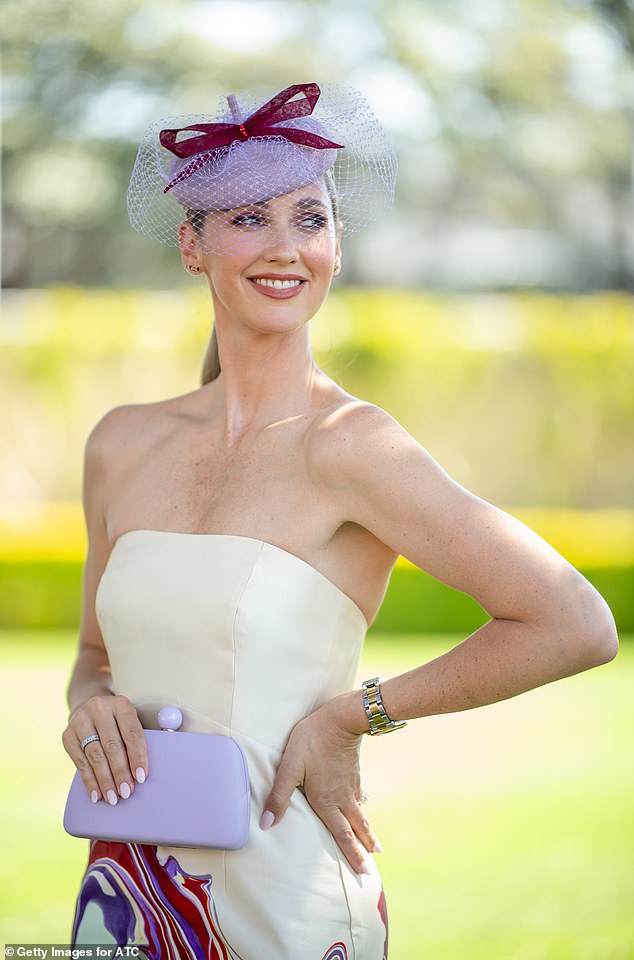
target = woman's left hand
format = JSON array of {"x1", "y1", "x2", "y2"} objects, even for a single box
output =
[{"x1": 260, "y1": 696, "x2": 380, "y2": 875}]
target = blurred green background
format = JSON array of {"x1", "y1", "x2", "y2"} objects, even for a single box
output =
[
  {"x1": 1, "y1": 287, "x2": 633, "y2": 635},
  {"x1": 1, "y1": 0, "x2": 633, "y2": 956},
  {"x1": 3, "y1": 630, "x2": 633, "y2": 958}
]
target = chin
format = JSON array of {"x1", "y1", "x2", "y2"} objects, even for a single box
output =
[{"x1": 249, "y1": 310, "x2": 311, "y2": 335}]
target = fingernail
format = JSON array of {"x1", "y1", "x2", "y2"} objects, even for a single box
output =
[
  {"x1": 359, "y1": 861, "x2": 372, "y2": 875},
  {"x1": 90, "y1": 790, "x2": 99, "y2": 804},
  {"x1": 120, "y1": 781, "x2": 131, "y2": 799},
  {"x1": 107, "y1": 789, "x2": 118, "y2": 806},
  {"x1": 373, "y1": 840, "x2": 383, "y2": 854},
  {"x1": 135, "y1": 767, "x2": 146, "y2": 784},
  {"x1": 259, "y1": 810, "x2": 275, "y2": 830}
]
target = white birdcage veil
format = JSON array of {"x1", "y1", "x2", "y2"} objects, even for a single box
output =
[{"x1": 127, "y1": 82, "x2": 397, "y2": 255}]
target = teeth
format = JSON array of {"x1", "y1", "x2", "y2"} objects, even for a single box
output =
[{"x1": 253, "y1": 278, "x2": 302, "y2": 289}]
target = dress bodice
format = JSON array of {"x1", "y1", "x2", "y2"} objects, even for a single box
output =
[
  {"x1": 76, "y1": 530, "x2": 387, "y2": 959},
  {"x1": 95, "y1": 530, "x2": 368, "y2": 749}
]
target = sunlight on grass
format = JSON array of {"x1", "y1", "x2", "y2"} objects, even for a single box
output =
[{"x1": 1, "y1": 631, "x2": 632, "y2": 957}]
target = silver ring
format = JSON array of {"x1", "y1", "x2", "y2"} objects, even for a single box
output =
[
  {"x1": 355, "y1": 789, "x2": 369, "y2": 805},
  {"x1": 80, "y1": 734, "x2": 100, "y2": 752}
]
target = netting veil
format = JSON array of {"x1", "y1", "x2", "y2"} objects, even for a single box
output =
[{"x1": 127, "y1": 82, "x2": 397, "y2": 255}]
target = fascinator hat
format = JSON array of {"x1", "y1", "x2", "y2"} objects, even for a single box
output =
[{"x1": 127, "y1": 82, "x2": 397, "y2": 254}]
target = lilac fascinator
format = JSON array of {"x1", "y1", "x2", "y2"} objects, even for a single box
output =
[{"x1": 127, "y1": 82, "x2": 397, "y2": 254}]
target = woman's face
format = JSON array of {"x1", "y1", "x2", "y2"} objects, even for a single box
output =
[{"x1": 191, "y1": 182, "x2": 341, "y2": 337}]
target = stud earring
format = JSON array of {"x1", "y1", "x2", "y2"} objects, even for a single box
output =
[{"x1": 186, "y1": 264, "x2": 202, "y2": 274}]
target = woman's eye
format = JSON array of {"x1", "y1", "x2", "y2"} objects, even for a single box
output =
[
  {"x1": 230, "y1": 212, "x2": 267, "y2": 229},
  {"x1": 294, "y1": 214, "x2": 328, "y2": 232}
]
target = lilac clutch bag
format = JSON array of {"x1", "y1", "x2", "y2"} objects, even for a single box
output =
[{"x1": 63, "y1": 707, "x2": 250, "y2": 849}]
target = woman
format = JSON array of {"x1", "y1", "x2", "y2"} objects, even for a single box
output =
[{"x1": 64, "y1": 83, "x2": 617, "y2": 959}]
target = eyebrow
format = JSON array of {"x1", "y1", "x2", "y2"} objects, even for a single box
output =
[
  {"x1": 223, "y1": 196, "x2": 329, "y2": 216},
  {"x1": 295, "y1": 197, "x2": 328, "y2": 211},
  {"x1": 222, "y1": 200, "x2": 269, "y2": 214},
  {"x1": 235, "y1": 197, "x2": 328, "y2": 211}
]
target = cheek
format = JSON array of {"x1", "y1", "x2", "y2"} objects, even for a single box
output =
[
  {"x1": 303, "y1": 238, "x2": 337, "y2": 279},
  {"x1": 205, "y1": 256, "x2": 247, "y2": 302}
]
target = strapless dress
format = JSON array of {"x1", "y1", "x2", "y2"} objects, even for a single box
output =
[{"x1": 71, "y1": 530, "x2": 389, "y2": 959}]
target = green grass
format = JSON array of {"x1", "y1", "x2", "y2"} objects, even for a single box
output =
[{"x1": 1, "y1": 631, "x2": 632, "y2": 958}]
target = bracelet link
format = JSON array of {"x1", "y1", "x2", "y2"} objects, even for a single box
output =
[{"x1": 361, "y1": 676, "x2": 407, "y2": 736}]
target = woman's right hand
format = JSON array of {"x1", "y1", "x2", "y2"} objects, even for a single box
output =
[{"x1": 62, "y1": 694, "x2": 148, "y2": 805}]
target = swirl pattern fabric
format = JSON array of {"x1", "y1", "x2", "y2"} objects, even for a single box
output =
[{"x1": 72, "y1": 840, "x2": 242, "y2": 959}]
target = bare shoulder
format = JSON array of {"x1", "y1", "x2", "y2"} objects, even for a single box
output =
[
  {"x1": 87, "y1": 403, "x2": 148, "y2": 449},
  {"x1": 86, "y1": 403, "x2": 155, "y2": 469},
  {"x1": 85, "y1": 393, "x2": 191, "y2": 471},
  {"x1": 307, "y1": 395, "x2": 435, "y2": 487}
]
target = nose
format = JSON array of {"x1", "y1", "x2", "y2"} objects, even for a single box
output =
[{"x1": 261, "y1": 222, "x2": 299, "y2": 263}]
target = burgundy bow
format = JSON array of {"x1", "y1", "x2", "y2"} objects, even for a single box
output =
[{"x1": 160, "y1": 83, "x2": 343, "y2": 195}]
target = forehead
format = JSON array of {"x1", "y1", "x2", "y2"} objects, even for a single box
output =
[
  {"x1": 227, "y1": 181, "x2": 331, "y2": 213},
  {"x1": 279, "y1": 181, "x2": 329, "y2": 203}
]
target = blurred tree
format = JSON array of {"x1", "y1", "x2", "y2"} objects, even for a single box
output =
[
  {"x1": 1, "y1": 0, "x2": 632, "y2": 289},
  {"x1": 596, "y1": 0, "x2": 634, "y2": 50},
  {"x1": 594, "y1": 0, "x2": 634, "y2": 287},
  {"x1": 1, "y1": 0, "x2": 303, "y2": 288},
  {"x1": 356, "y1": 0, "x2": 633, "y2": 289}
]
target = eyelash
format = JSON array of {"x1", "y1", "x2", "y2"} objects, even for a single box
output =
[
  {"x1": 230, "y1": 213, "x2": 266, "y2": 228},
  {"x1": 229, "y1": 213, "x2": 328, "y2": 232},
  {"x1": 296, "y1": 214, "x2": 328, "y2": 231}
]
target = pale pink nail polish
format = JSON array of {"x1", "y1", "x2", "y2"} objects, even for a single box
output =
[
  {"x1": 259, "y1": 810, "x2": 275, "y2": 830},
  {"x1": 107, "y1": 789, "x2": 118, "y2": 806},
  {"x1": 135, "y1": 767, "x2": 146, "y2": 784},
  {"x1": 373, "y1": 840, "x2": 383, "y2": 854},
  {"x1": 90, "y1": 790, "x2": 99, "y2": 804},
  {"x1": 359, "y1": 861, "x2": 371, "y2": 875},
  {"x1": 120, "y1": 781, "x2": 131, "y2": 799}
]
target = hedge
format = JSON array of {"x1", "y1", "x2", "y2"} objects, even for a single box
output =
[
  {"x1": 1, "y1": 558, "x2": 631, "y2": 636},
  {"x1": 1, "y1": 503, "x2": 631, "y2": 634}
]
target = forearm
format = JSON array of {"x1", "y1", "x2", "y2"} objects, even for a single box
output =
[
  {"x1": 380, "y1": 616, "x2": 608, "y2": 723},
  {"x1": 334, "y1": 606, "x2": 617, "y2": 736},
  {"x1": 67, "y1": 645, "x2": 114, "y2": 716}
]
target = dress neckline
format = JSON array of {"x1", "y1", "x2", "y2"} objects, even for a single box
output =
[{"x1": 110, "y1": 529, "x2": 370, "y2": 629}]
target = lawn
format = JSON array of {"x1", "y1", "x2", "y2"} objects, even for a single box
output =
[{"x1": 1, "y1": 631, "x2": 632, "y2": 958}]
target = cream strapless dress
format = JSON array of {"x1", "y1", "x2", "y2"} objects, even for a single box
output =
[{"x1": 71, "y1": 530, "x2": 389, "y2": 960}]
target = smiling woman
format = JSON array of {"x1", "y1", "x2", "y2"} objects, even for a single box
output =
[
  {"x1": 126, "y1": 81, "x2": 394, "y2": 389},
  {"x1": 63, "y1": 80, "x2": 617, "y2": 960},
  {"x1": 183, "y1": 183, "x2": 342, "y2": 384}
]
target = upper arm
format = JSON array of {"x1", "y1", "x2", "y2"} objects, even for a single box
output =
[
  {"x1": 77, "y1": 408, "x2": 131, "y2": 658},
  {"x1": 315, "y1": 402, "x2": 608, "y2": 635}
]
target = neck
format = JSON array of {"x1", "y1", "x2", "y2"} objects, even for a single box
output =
[{"x1": 207, "y1": 316, "x2": 318, "y2": 445}]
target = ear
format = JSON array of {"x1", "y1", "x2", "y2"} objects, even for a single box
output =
[
  {"x1": 333, "y1": 229, "x2": 343, "y2": 276},
  {"x1": 178, "y1": 220, "x2": 204, "y2": 274}
]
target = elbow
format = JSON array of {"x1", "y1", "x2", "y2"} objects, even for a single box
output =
[
  {"x1": 564, "y1": 577, "x2": 619, "y2": 670},
  {"x1": 582, "y1": 607, "x2": 618, "y2": 667}
]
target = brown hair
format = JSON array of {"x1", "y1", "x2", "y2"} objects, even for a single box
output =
[
  {"x1": 189, "y1": 174, "x2": 340, "y2": 386},
  {"x1": 185, "y1": 208, "x2": 221, "y2": 385},
  {"x1": 201, "y1": 326, "x2": 221, "y2": 384}
]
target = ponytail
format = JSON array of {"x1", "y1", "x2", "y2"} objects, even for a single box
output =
[
  {"x1": 184, "y1": 208, "x2": 220, "y2": 385},
  {"x1": 201, "y1": 326, "x2": 221, "y2": 384}
]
